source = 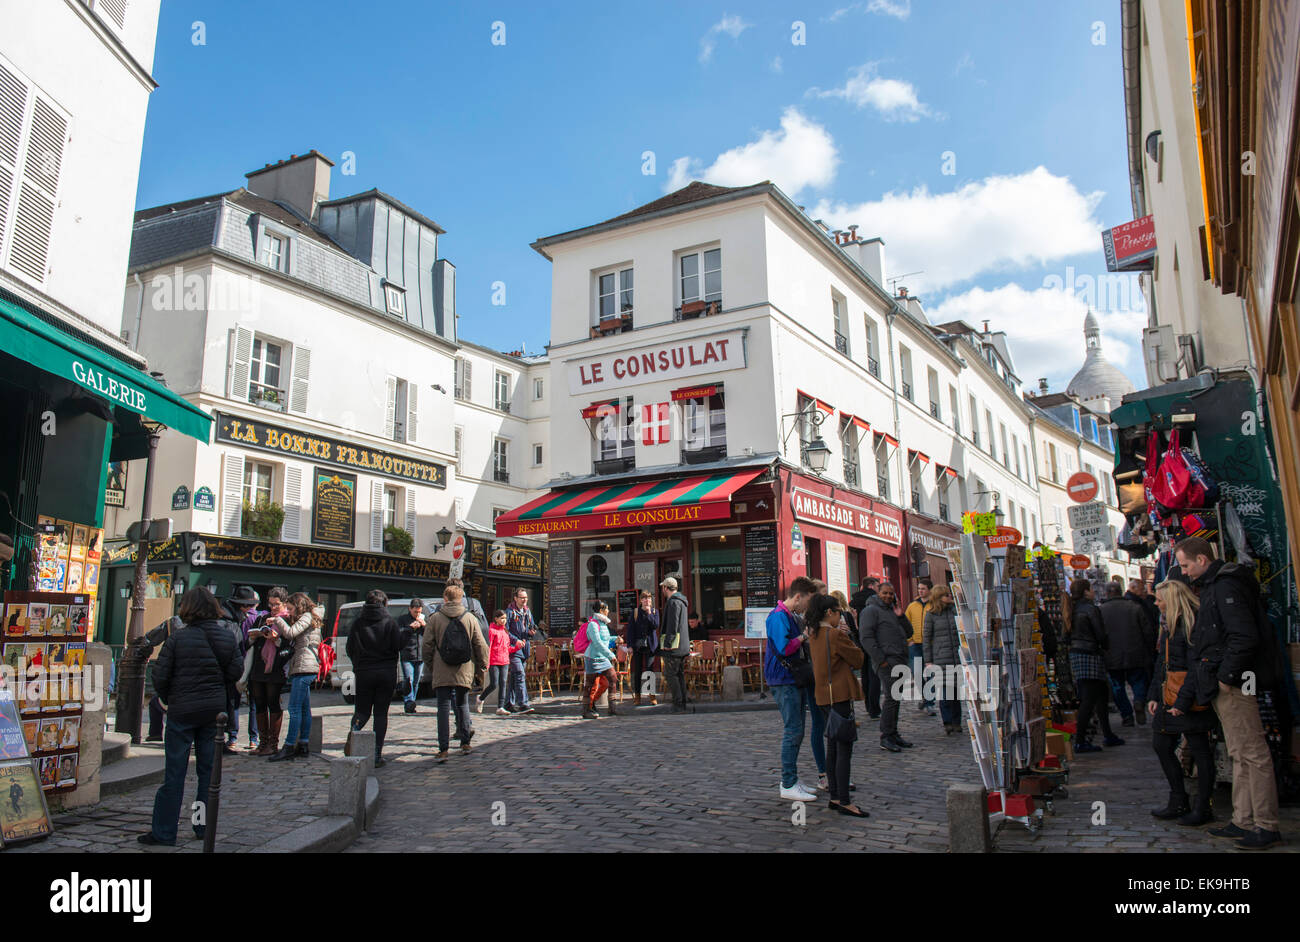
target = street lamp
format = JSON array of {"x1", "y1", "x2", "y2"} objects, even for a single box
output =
[
  {"x1": 781, "y1": 403, "x2": 833, "y2": 476},
  {"x1": 436, "y1": 527, "x2": 453, "y2": 550},
  {"x1": 802, "y1": 437, "x2": 832, "y2": 474}
]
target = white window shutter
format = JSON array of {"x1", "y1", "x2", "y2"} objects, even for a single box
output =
[
  {"x1": 463, "y1": 359, "x2": 472, "y2": 399},
  {"x1": 406, "y1": 381, "x2": 418, "y2": 444},
  {"x1": 7, "y1": 89, "x2": 67, "y2": 285},
  {"x1": 282, "y1": 465, "x2": 303, "y2": 541},
  {"x1": 220, "y1": 453, "x2": 245, "y2": 536},
  {"x1": 384, "y1": 376, "x2": 397, "y2": 440},
  {"x1": 370, "y1": 481, "x2": 384, "y2": 551},
  {"x1": 97, "y1": 0, "x2": 129, "y2": 30},
  {"x1": 289, "y1": 345, "x2": 311, "y2": 414},
  {"x1": 405, "y1": 488, "x2": 417, "y2": 544},
  {"x1": 0, "y1": 61, "x2": 29, "y2": 258},
  {"x1": 229, "y1": 325, "x2": 252, "y2": 400}
]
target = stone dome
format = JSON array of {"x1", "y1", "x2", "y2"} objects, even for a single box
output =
[{"x1": 1066, "y1": 310, "x2": 1136, "y2": 410}]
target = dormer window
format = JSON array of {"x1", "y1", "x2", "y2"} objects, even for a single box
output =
[
  {"x1": 384, "y1": 283, "x2": 406, "y2": 316},
  {"x1": 260, "y1": 232, "x2": 287, "y2": 272}
]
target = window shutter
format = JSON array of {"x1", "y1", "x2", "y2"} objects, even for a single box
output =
[
  {"x1": 369, "y1": 481, "x2": 384, "y2": 551},
  {"x1": 454, "y1": 427, "x2": 462, "y2": 459},
  {"x1": 229, "y1": 325, "x2": 253, "y2": 400},
  {"x1": 0, "y1": 61, "x2": 29, "y2": 260},
  {"x1": 96, "y1": 0, "x2": 129, "y2": 30},
  {"x1": 463, "y1": 359, "x2": 472, "y2": 399},
  {"x1": 406, "y1": 381, "x2": 418, "y2": 444},
  {"x1": 5, "y1": 82, "x2": 67, "y2": 285},
  {"x1": 384, "y1": 376, "x2": 397, "y2": 440},
  {"x1": 289, "y1": 345, "x2": 311, "y2": 413},
  {"x1": 405, "y1": 488, "x2": 417, "y2": 544},
  {"x1": 220, "y1": 453, "x2": 245, "y2": 536},
  {"x1": 282, "y1": 465, "x2": 303, "y2": 541}
]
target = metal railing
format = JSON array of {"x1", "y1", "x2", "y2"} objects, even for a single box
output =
[
  {"x1": 911, "y1": 491, "x2": 921, "y2": 511},
  {"x1": 834, "y1": 332, "x2": 848, "y2": 354},
  {"x1": 868, "y1": 357, "x2": 880, "y2": 378},
  {"x1": 493, "y1": 467, "x2": 510, "y2": 483},
  {"x1": 929, "y1": 401, "x2": 941, "y2": 419},
  {"x1": 902, "y1": 382, "x2": 913, "y2": 402},
  {"x1": 939, "y1": 502, "x2": 950, "y2": 521},
  {"x1": 249, "y1": 381, "x2": 287, "y2": 412},
  {"x1": 843, "y1": 460, "x2": 859, "y2": 488},
  {"x1": 876, "y1": 474, "x2": 889, "y2": 499}
]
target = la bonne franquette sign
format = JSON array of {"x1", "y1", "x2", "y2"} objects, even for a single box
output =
[
  {"x1": 567, "y1": 330, "x2": 746, "y2": 394},
  {"x1": 791, "y1": 489, "x2": 902, "y2": 547}
]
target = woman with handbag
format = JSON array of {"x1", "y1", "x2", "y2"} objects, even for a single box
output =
[
  {"x1": 1068, "y1": 580, "x2": 1124, "y2": 753},
  {"x1": 807, "y1": 593, "x2": 867, "y2": 818},
  {"x1": 923, "y1": 584, "x2": 962, "y2": 734},
  {"x1": 1148, "y1": 579, "x2": 1215, "y2": 826}
]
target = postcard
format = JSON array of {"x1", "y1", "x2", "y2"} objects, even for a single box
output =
[
  {"x1": 3, "y1": 605, "x2": 25, "y2": 638},
  {"x1": 66, "y1": 604, "x2": 89, "y2": 636},
  {"x1": 57, "y1": 753, "x2": 77, "y2": 787},
  {"x1": 0, "y1": 759, "x2": 53, "y2": 842},
  {"x1": 25, "y1": 602, "x2": 49, "y2": 628},
  {"x1": 86, "y1": 529, "x2": 103, "y2": 564},
  {"x1": 70, "y1": 525, "x2": 89, "y2": 561},
  {"x1": 63, "y1": 643, "x2": 86, "y2": 672},
  {"x1": 65, "y1": 562, "x2": 83, "y2": 594},
  {"x1": 0, "y1": 694, "x2": 26, "y2": 760},
  {"x1": 83, "y1": 562, "x2": 99, "y2": 594},
  {"x1": 59, "y1": 716, "x2": 79, "y2": 751},
  {"x1": 35, "y1": 719, "x2": 61, "y2": 753},
  {"x1": 44, "y1": 641, "x2": 68, "y2": 669},
  {"x1": 37, "y1": 755, "x2": 58, "y2": 788},
  {"x1": 46, "y1": 605, "x2": 68, "y2": 637},
  {"x1": 20, "y1": 720, "x2": 39, "y2": 753}
]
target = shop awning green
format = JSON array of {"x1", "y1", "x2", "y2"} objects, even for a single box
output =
[{"x1": 0, "y1": 295, "x2": 212, "y2": 443}]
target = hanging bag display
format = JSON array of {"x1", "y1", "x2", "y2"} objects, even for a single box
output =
[
  {"x1": 1151, "y1": 429, "x2": 1194, "y2": 510},
  {"x1": 1178, "y1": 439, "x2": 1220, "y2": 508},
  {"x1": 1143, "y1": 429, "x2": 1175, "y2": 523}
]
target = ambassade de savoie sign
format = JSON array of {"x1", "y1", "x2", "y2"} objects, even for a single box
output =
[{"x1": 215, "y1": 412, "x2": 446, "y2": 488}]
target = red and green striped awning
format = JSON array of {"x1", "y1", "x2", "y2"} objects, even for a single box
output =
[{"x1": 493, "y1": 468, "x2": 765, "y2": 537}]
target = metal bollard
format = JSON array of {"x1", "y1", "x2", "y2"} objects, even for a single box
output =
[{"x1": 203, "y1": 712, "x2": 227, "y2": 854}]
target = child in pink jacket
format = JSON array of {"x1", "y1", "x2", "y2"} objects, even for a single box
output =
[{"x1": 478, "y1": 611, "x2": 521, "y2": 715}]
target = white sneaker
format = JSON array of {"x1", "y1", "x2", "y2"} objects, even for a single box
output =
[
  {"x1": 495, "y1": 707, "x2": 509, "y2": 716},
  {"x1": 816, "y1": 773, "x2": 828, "y2": 791},
  {"x1": 476, "y1": 698, "x2": 485, "y2": 714},
  {"x1": 780, "y1": 783, "x2": 817, "y2": 802}
]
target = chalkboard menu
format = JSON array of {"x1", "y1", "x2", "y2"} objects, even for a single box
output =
[
  {"x1": 548, "y1": 540, "x2": 576, "y2": 637},
  {"x1": 744, "y1": 524, "x2": 778, "y2": 610},
  {"x1": 311, "y1": 468, "x2": 357, "y2": 547},
  {"x1": 616, "y1": 588, "x2": 638, "y2": 631}
]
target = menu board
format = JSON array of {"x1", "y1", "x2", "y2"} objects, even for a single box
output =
[
  {"x1": 616, "y1": 588, "x2": 638, "y2": 631},
  {"x1": 311, "y1": 469, "x2": 357, "y2": 547},
  {"x1": 547, "y1": 540, "x2": 576, "y2": 637},
  {"x1": 744, "y1": 524, "x2": 778, "y2": 610}
]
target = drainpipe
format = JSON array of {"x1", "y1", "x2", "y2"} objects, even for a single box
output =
[
  {"x1": 132, "y1": 273, "x2": 145, "y2": 352},
  {"x1": 884, "y1": 310, "x2": 904, "y2": 506}
]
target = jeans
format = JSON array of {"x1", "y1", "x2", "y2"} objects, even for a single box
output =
[
  {"x1": 436, "y1": 686, "x2": 473, "y2": 752},
  {"x1": 147, "y1": 696, "x2": 165, "y2": 739},
  {"x1": 352, "y1": 667, "x2": 397, "y2": 756},
  {"x1": 1076, "y1": 678, "x2": 1115, "y2": 743},
  {"x1": 909, "y1": 643, "x2": 933, "y2": 707},
  {"x1": 480, "y1": 665, "x2": 507, "y2": 707},
  {"x1": 773, "y1": 683, "x2": 827, "y2": 789},
  {"x1": 663, "y1": 653, "x2": 688, "y2": 708},
  {"x1": 1108, "y1": 668, "x2": 1150, "y2": 719},
  {"x1": 402, "y1": 661, "x2": 423, "y2": 704},
  {"x1": 822, "y1": 702, "x2": 854, "y2": 803},
  {"x1": 879, "y1": 663, "x2": 905, "y2": 739},
  {"x1": 630, "y1": 648, "x2": 655, "y2": 698},
  {"x1": 938, "y1": 695, "x2": 961, "y2": 727},
  {"x1": 283, "y1": 673, "x2": 314, "y2": 747},
  {"x1": 504, "y1": 654, "x2": 529, "y2": 711},
  {"x1": 1152, "y1": 729, "x2": 1213, "y2": 803},
  {"x1": 150, "y1": 716, "x2": 216, "y2": 844}
]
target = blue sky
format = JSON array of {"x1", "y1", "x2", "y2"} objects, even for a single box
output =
[{"x1": 137, "y1": 0, "x2": 1146, "y2": 392}]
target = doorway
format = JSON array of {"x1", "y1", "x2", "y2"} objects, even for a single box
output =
[{"x1": 317, "y1": 588, "x2": 356, "y2": 642}]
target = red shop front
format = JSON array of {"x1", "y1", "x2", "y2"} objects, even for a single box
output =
[{"x1": 777, "y1": 467, "x2": 907, "y2": 599}]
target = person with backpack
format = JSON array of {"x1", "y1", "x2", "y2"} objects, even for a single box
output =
[
  {"x1": 397, "y1": 599, "x2": 426, "y2": 715},
  {"x1": 346, "y1": 589, "x2": 403, "y2": 768},
  {"x1": 138, "y1": 588, "x2": 243, "y2": 846},
  {"x1": 658, "y1": 577, "x2": 692, "y2": 713},
  {"x1": 477, "y1": 610, "x2": 518, "y2": 715},
  {"x1": 765, "y1": 576, "x2": 820, "y2": 802},
  {"x1": 503, "y1": 587, "x2": 537, "y2": 715},
  {"x1": 580, "y1": 601, "x2": 621, "y2": 719},
  {"x1": 1174, "y1": 537, "x2": 1285, "y2": 850},
  {"x1": 859, "y1": 582, "x2": 914, "y2": 753},
  {"x1": 423, "y1": 584, "x2": 490, "y2": 761},
  {"x1": 626, "y1": 590, "x2": 659, "y2": 706}
]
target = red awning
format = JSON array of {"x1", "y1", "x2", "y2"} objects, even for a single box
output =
[
  {"x1": 671, "y1": 383, "x2": 719, "y2": 402},
  {"x1": 493, "y1": 467, "x2": 765, "y2": 538},
  {"x1": 909, "y1": 449, "x2": 930, "y2": 464},
  {"x1": 841, "y1": 413, "x2": 871, "y2": 432},
  {"x1": 936, "y1": 464, "x2": 958, "y2": 479},
  {"x1": 874, "y1": 431, "x2": 899, "y2": 448},
  {"x1": 581, "y1": 400, "x2": 621, "y2": 419},
  {"x1": 797, "y1": 389, "x2": 835, "y2": 417}
]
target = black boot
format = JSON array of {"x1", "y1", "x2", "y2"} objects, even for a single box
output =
[
  {"x1": 1178, "y1": 795, "x2": 1213, "y2": 827},
  {"x1": 295, "y1": 741, "x2": 309, "y2": 757},
  {"x1": 268, "y1": 744, "x2": 296, "y2": 762},
  {"x1": 1150, "y1": 791, "x2": 1190, "y2": 820}
]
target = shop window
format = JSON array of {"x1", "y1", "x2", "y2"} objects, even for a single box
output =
[
  {"x1": 579, "y1": 540, "x2": 626, "y2": 620},
  {"x1": 683, "y1": 388, "x2": 726, "y2": 459},
  {"x1": 804, "y1": 536, "x2": 822, "y2": 581},
  {"x1": 692, "y1": 533, "x2": 743, "y2": 632}
]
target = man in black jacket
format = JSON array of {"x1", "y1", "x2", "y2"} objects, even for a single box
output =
[
  {"x1": 1174, "y1": 537, "x2": 1284, "y2": 850},
  {"x1": 858, "y1": 583, "x2": 913, "y2": 752},
  {"x1": 850, "y1": 577, "x2": 881, "y2": 718},
  {"x1": 659, "y1": 577, "x2": 692, "y2": 713},
  {"x1": 1126, "y1": 579, "x2": 1160, "y2": 634},
  {"x1": 1100, "y1": 582, "x2": 1156, "y2": 727}
]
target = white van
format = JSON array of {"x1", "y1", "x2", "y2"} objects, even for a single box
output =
[{"x1": 326, "y1": 598, "x2": 424, "y2": 702}]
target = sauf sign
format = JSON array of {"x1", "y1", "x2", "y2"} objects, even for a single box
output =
[{"x1": 567, "y1": 330, "x2": 746, "y2": 394}]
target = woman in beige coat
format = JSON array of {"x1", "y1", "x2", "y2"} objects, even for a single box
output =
[
  {"x1": 807, "y1": 593, "x2": 867, "y2": 818},
  {"x1": 422, "y1": 585, "x2": 489, "y2": 761},
  {"x1": 269, "y1": 592, "x2": 321, "y2": 762}
]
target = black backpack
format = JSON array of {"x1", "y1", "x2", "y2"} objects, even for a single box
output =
[{"x1": 438, "y1": 616, "x2": 473, "y2": 666}]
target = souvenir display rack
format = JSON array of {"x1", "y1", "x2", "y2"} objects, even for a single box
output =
[{"x1": 0, "y1": 690, "x2": 55, "y2": 848}]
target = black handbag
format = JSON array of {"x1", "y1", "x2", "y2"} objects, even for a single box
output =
[
  {"x1": 822, "y1": 629, "x2": 858, "y2": 744},
  {"x1": 776, "y1": 640, "x2": 815, "y2": 688}
]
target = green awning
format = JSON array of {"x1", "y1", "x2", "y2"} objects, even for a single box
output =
[{"x1": 0, "y1": 295, "x2": 212, "y2": 443}]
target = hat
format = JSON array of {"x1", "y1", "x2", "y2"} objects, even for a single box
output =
[
  {"x1": 659, "y1": 576, "x2": 678, "y2": 591},
  {"x1": 227, "y1": 585, "x2": 260, "y2": 607}
]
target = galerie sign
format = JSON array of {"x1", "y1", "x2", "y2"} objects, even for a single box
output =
[
  {"x1": 790, "y1": 488, "x2": 903, "y2": 547},
  {"x1": 215, "y1": 413, "x2": 446, "y2": 488},
  {"x1": 567, "y1": 330, "x2": 746, "y2": 395}
]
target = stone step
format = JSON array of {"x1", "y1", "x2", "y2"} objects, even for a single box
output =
[
  {"x1": 99, "y1": 752, "x2": 166, "y2": 796},
  {"x1": 102, "y1": 732, "x2": 132, "y2": 766}
]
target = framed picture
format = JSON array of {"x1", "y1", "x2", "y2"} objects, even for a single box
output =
[
  {"x1": 3, "y1": 604, "x2": 26, "y2": 638},
  {"x1": 67, "y1": 604, "x2": 89, "y2": 636},
  {"x1": 35, "y1": 719, "x2": 61, "y2": 753},
  {"x1": 20, "y1": 720, "x2": 39, "y2": 753},
  {"x1": 70, "y1": 525, "x2": 89, "y2": 561},
  {"x1": 0, "y1": 759, "x2": 53, "y2": 844},
  {"x1": 57, "y1": 753, "x2": 77, "y2": 787},
  {"x1": 0, "y1": 694, "x2": 27, "y2": 760},
  {"x1": 25, "y1": 603, "x2": 49, "y2": 631},
  {"x1": 59, "y1": 716, "x2": 80, "y2": 751},
  {"x1": 37, "y1": 755, "x2": 58, "y2": 788},
  {"x1": 46, "y1": 605, "x2": 68, "y2": 637}
]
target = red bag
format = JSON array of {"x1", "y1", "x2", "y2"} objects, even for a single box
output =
[
  {"x1": 1152, "y1": 430, "x2": 1217, "y2": 510},
  {"x1": 1143, "y1": 430, "x2": 1175, "y2": 524}
]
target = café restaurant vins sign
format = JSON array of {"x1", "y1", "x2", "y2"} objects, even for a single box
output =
[
  {"x1": 790, "y1": 489, "x2": 903, "y2": 547},
  {"x1": 215, "y1": 413, "x2": 446, "y2": 488},
  {"x1": 567, "y1": 329, "x2": 746, "y2": 394}
]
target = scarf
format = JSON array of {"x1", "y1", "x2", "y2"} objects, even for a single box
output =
[{"x1": 261, "y1": 614, "x2": 287, "y2": 674}]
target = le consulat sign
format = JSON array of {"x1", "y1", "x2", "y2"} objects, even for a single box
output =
[{"x1": 215, "y1": 412, "x2": 446, "y2": 488}]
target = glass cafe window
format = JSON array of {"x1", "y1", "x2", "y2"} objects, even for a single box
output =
[
  {"x1": 693, "y1": 533, "x2": 743, "y2": 632},
  {"x1": 579, "y1": 540, "x2": 626, "y2": 620}
]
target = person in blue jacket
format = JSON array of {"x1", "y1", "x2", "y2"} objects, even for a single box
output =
[
  {"x1": 766, "y1": 576, "x2": 821, "y2": 802},
  {"x1": 581, "y1": 601, "x2": 621, "y2": 719}
]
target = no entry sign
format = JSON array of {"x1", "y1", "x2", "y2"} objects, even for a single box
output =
[{"x1": 1067, "y1": 471, "x2": 1099, "y2": 503}]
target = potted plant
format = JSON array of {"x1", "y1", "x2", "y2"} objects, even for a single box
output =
[
  {"x1": 383, "y1": 525, "x2": 414, "y2": 556},
  {"x1": 241, "y1": 498, "x2": 285, "y2": 541}
]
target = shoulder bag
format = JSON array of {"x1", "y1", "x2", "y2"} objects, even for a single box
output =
[
  {"x1": 822, "y1": 629, "x2": 857, "y2": 743},
  {"x1": 1161, "y1": 628, "x2": 1208, "y2": 711}
]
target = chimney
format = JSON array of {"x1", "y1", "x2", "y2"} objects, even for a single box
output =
[
  {"x1": 245, "y1": 150, "x2": 334, "y2": 221},
  {"x1": 832, "y1": 229, "x2": 844, "y2": 244},
  {"x1": 898, "y1": 286, "x2": 908, "y2": 298},
  {"x1": 848, "y1": 224, "x2": 859, "y2": 242},
  {"x1": 854, "y1": 237, "x2": 887, "y2": 288},
  {"x1": 1038, "y1": 378, "x2": 1049, "y2": 396},
  {"x1": 982, "y1": 319, "x2": 990, "y2": 334}
]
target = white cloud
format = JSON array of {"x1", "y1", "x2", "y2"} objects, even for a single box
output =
[
  {"x1": 811, "y1": 63, "x2": 934, "y2": 121},
  {"x1": 928, "y1": 283, "x2": 1148, "y2": 390},
  {"x1": 666, "y1": 107, "x2": 839, "y2": 196},
  {"x1": 867, "y1": 0, "x2": 911, "y2": 18},
  {"x1": 770, "y1": 55, "x2": 784, "y2": 74},
  {"x1": 699, "y1": 14, "x2": 751, "y2": 63},
  {"x1": 954, "y1": 52, "x2": 975, "y2": 75},
  {"x1": 810, "y1": 167, "x2": 1105, "y2": 291}
]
